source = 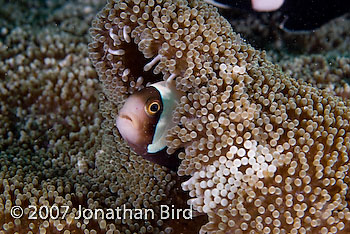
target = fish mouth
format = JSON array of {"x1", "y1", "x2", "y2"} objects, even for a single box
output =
[
  {"x1": 120, "y1": 114, "x2": 133, "y2": 123},
  {"x1": 116, "y1": 113, "x2": 143, "y2": 148},
  {"x1": 117, "y1": 112, "x2": 141, "y2": 130}
]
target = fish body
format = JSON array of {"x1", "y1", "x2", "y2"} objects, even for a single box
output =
[
  {"x1": 116, "y1": 81, "x2": 182, "y2": 169},
  {"x1": 205, "y1": 0, "x2": 350, "y2": 31}
]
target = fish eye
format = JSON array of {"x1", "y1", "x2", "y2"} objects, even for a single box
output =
[{"x1": 146, "y1": 101, "x2": 161, "y2": 115}]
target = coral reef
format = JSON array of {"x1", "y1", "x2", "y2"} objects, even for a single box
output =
[{"x1": 89, "y1": 0, "x2": 350, "y2": 233}]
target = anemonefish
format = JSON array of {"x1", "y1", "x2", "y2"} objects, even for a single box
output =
[
  {"x1": 205, "y1": 0, "x2": 350, "y2": 32},
  {"x1": 116, "y1": 80, "x2": 183, "y2": 170}
]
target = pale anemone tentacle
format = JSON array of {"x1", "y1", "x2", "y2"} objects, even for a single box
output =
[
  {"x1": 232, "y1": 65, "x2": 246, "y2": 74},
  {"x1": 108, "y1": 48, "x2": 125, "y2": 56},
  {"x1": 109, "y1": 27, "x2": 119, "y2": 46},
  {"x1": 144, "y1": 54, "x2": 162, "y2": 71},
  {"x1": 122, "y1": 68, "x2": 130, "y2": 77},
  {"x1": 123, "y1": 26, "x2": 131, "y2": 43},
  {"x1": 166, "y1": 73, "x2": 177, "y2": 84},
  {"x1": 135, "y1": 76, "x2": 144, "y2": 90},
  {"x1": 77, "y1": 158, "x2": 88, "y2": 174},
  {"x1": 121, "y1": 68, "x2": 130, "y2": 82}
]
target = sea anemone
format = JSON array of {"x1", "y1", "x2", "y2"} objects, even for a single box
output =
[{"x1": 88, "y1": 0, "x2": 350, "y2": 233}]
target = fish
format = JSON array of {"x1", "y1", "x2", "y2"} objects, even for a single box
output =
[
  {"x1": 204, "y1": 0, "x2": 350, "y2": 32},
  {"x1": 203, "y1": 0, "x2": 284, "y2": 12},
  {"x1": 116, "y1": 80, "x2": 183, "y2": 170}
]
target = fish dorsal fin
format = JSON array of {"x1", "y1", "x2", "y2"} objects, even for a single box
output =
[{"x1": 203, "y1": 0, "x2": 231, "y2": 9}]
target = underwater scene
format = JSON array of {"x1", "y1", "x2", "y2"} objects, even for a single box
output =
[{"x1": 1, "y1": 0, "x2": 350, "y2": 233}]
